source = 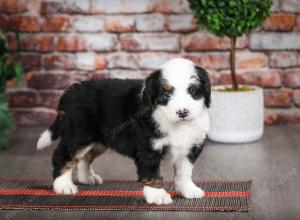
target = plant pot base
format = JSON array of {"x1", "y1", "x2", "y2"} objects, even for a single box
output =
[{"x1": 208, "y1": 129, "x2": 263, "y2": 144}]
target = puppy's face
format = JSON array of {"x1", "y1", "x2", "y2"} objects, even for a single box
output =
[{"x1": 142, "y1": 58, "x2": 211, "y2": 123}]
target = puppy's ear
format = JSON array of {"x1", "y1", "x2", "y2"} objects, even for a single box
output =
[
  {"x1": 142, "y1": 70, "x2": 161, "y2": 107},
  {"x1": 195, "y1": 66, "x2": 211, "y2": 108}
]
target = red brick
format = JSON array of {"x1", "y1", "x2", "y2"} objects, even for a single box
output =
[
  {"x1": 284, "y1": 68, "x2": 300, "y2": 88},
  {"x1": 109, "y1": 69, "x2": 147, "y2": 79},
  {"x1": 183, "y1": 32, "x2": 230, "y2": 51},
  {"x1": 108, "y1": 54, "x2": 137, "y2": 69},
  {"x1": 42, "y1": 0, "x2": 90, "y2": 14},
  {"x1": 73, "y1": 16, "x2": 104, "y2": 32},
  {"x1": 41, "y1": 1, "x2": 64, "y2": 14},
  {"x1": 186, "y1": 35, "x2": 244, "y2": 51},
  {"x1": 262, "y1": 14, "x2": 295, "y2": 31},
  {"x1": 236, "y1": 36, "x2": 248, "y2": 49},
  {"x1": 0, "y1": 15, "x2": 8, "y2": 31},
  {"x1": 220, "y1": 71, "x2": 258, "y2": 86},
  {"x1": 76, "y1": 53, "x2": 106, "y2": 70},
  {"x1": 10, "y1": 16, "x2": 40, "y2": 32},
  {"x1": 0, "y1": 0, "x2": 40, "y2": 13},
  {"x1": 91, "y1": 0, "x2": 154, "y2": 14},
  {"x1": 137, "y1": 52, "x2": 169, "y2": 69},
  {"x1": 280, "y1": 0, "x2": 300, "y2": 13},
  {"x1": 37, "y1": 90, "x2": 63, "y2": 109},
  {"x1": 19, "y1": 54, "x2": 41, "y2": 70},
  {"x1": 265, "y1": 110, "x2": 300, "y2": 125},
  {"x1": 20, "y1": 35, "x2": 54, "y2": 52},
  {"x1": 185, "y1": 53, "x2": 230, "y2": 70},
  {"x1": 105, "y1": 16, "x2": 135, "y2": 33},
  {"x1": 236, "y1": 51, "x2": 268, "y2": 68},
  {"x1": 120, "y1": 33, "x2": 180, "y2": 52},
  {"x1": 154, "y1": 0, "x2": 190, "y2": 13},
  {"x1": 296, "y1": 15, "x2": 300, "y2": 32},
  {"x1": 42, "y1": 15, "x2": 71, "y2": 32},
  {"x1": 220, "y1": 69, "x2": 282, "y2": 88},
  {"x1": 270, "y1": 52, "x2": 298, "y2": 68},
  {"x1": 136, "y1": 14, "x2": 165, "y2": 32},
  {"x1": 167, "y1": 15, "x2": 197, "y2": 32},
  {"x1": 27, "y1": 72, "x2": 89, "y2": 89},
  {"x1": 264, "y1": 89, "x2": 293, "y2": 108},
  {"x1": 94, "y1": 56, "x2": 107, "y2": 70},
  {"x1": 183, "y1": 33, "x2": 247, "y2": 51},
  {"x1": 293, "y1": 90, "x2": 300, "y2": 107},
  {"x1": 7, "y1": 34, "x2": 18, "y2": 51},
  {"x1": 257, "y1": 70, "x2": 283, "y2": 88},
  {"x1": 9, "y1": 90, "x2": 37, "y2": 108},
  {"x1": 12, "y1": 108, "x2": 57, "y2": 126},
  {"x1": 250, "y1": 33, "x2": 300, "y2": 50},
  {"x1": 56, "y1": 35, "x2": 84, "y2": 52},
  {"x1": 43, "y1": 54, "x2": 75, "y2": 70},
  {"x1": 56, "y1": 34, "x2": 117, "y2": 52}
]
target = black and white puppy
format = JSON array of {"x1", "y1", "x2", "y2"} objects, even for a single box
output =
[{"x1": 37, "y1": 58, "x2": 211, "y2": 205}]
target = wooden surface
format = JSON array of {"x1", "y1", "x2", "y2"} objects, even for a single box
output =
[{"x1": 0, "y1": 126, "x2": 299, "y2": 220}]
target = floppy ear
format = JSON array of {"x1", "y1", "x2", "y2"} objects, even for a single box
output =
[
  {"x1": 142, "y1": 70, "x2": 161, "y2": 108},
  {"x1": 195, "y1": 66, "x2": 211, "y2": 108}
]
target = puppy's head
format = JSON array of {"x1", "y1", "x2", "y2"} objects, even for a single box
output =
[{"x1": 142, "y1": 58, "x2": 211, "y2": 123}]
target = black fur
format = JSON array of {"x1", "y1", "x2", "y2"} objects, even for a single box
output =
[
  {"x1": 187, "y1": 142, "x2": 205, "y2": 164},
  {"x1": 49, "y1": 66, "x2": 211, "y2": 183},
  {"x1": 195, "y1": 66, "x2": 211, "y2": 107}
]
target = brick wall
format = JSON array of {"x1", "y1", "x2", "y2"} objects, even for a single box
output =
[{"x1": 1, "y1": 0, "x2": 300, "y2": 126}]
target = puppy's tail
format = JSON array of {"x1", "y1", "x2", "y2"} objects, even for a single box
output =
[{"x1": 37, "y1": 116, "x2": 61, "y2": 150}]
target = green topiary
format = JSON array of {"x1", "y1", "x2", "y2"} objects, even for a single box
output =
[
  {"x1": 0, "y1": 28, "x2": 23, "y2": 150},
  {"x1": 189, "y1": 0, "x2": 272, "y2": 90}
]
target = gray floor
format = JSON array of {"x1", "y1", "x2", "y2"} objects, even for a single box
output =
[{"x1": 0, "y1": 126, "x2": 300, "y2": 220}]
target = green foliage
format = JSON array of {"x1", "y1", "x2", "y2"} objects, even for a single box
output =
[
  {"x1": 0, "y1": 28, "x2": 24, "y2": 149},
  {"x1": 189, "y1": 0, "x2": 272, "y2": 38}
]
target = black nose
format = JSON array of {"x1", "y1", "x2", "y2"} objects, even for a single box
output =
[{"x1": 176, "y1": 109, "x2": 189, "y2": 119}]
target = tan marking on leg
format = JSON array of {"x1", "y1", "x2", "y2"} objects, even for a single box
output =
[
  {"x1": 83, "y1": 143, "x2": 107, "y2": 165},
  {"x1": 139, "y1": 177, "x2": 163, "y2": 188},
  {"x1": 60, "y1": 146, "x2": 93, "y2": 175}
]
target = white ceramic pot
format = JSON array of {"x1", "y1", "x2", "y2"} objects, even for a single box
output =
[{"x1": 208, "y1": 85, "x2": 264, "y2": 143}]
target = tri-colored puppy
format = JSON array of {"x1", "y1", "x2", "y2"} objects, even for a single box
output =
[{"x1": 37, "y1": 58, "x2": 211, "y2": 205}]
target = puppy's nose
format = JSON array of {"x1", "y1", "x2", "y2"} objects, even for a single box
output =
[{"x1": 176, "y1": 108, "x2": 189, "y2": 119}]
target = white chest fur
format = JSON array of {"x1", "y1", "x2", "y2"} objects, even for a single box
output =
[{"x1": 152, "y1": 110, "x2": 210, "y2": 162}]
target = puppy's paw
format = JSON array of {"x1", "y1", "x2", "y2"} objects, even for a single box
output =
[
  {"x1": 53, "y1": 177, "x2": 78, "y2": 195},
  {"x1": 78, "y1": 173, "x2": 103, "y2": 185},
  {"x1": 143, "y1": 186, "x2": 173, "y2": 205},
  {"x1": 176, "y1": 182, "x2": 205, "y2": 199}
]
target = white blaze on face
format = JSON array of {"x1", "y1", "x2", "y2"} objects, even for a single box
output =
[{"x1": 155, "y1": 58, "x2": 205, "y2": 123}]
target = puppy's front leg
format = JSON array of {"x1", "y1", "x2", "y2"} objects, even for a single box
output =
[
  {"x1": 174, "y1": 157, "x2": 205, "y2": 199},
  {"x1": 136, "y1": 161, "x2": 172, "y2": 205}
]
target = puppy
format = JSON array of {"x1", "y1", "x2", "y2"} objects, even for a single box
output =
[{"x1": 37, "y1": 58, "x2": 211, "y2": 205}]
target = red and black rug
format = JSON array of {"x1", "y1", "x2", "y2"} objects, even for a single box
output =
[{"x1": 0, "y1": 178, "x2": 252, "y2": 212}]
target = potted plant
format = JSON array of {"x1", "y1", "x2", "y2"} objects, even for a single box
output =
[
  {"x1": 0, "y1": 28, "x2": 23, "y2": 149},
  {"x1": 189, "y1": 0, "x2": 272, "y2": 143}
]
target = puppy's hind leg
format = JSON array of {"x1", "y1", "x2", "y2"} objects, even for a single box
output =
[
  {"x1": 77, "y1": 143, "x2": 107, "y2": 185},
  {"x1": 52, "y1": 140, "x2": 92, "y2": 195}
]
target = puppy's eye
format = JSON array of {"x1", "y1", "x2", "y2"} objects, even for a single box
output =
[
  {"x1": 163, "y1": 91, "x2": 172, "y2": 98},
  {"x1": 188, "y1": 86, "x2": 197, "y2": 95}
]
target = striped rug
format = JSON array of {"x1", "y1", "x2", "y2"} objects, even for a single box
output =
[{"x1": 0, "y1": 178, "x2": 252, "y2": 212}]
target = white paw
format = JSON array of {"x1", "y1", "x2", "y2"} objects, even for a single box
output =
[
  {"x1": 143, "y1": 186, "x2": 173, "y2": 205},
  {"x1": 53, "y1": 177, "x2": 78, "y2": 195},
  {"x1": 78, "y1": 173, "x2": 103, "y2": 185},
  {"x1": 176, "y1": 182, "x2": 205, "y2": 199}
]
